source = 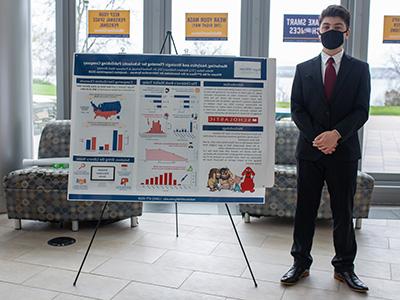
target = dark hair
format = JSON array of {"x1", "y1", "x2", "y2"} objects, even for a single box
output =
[{"x1": 319, "y1": 5, "x2": 351, "y2": 29}]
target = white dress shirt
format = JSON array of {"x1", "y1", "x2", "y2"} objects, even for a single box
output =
[{"x1": 321, "y1": 49, "x2": 344, "y2": 84}]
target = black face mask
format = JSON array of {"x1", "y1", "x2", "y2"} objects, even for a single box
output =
[{"x1": 320, "y1": 29, "x2": 347, "y2": 50}]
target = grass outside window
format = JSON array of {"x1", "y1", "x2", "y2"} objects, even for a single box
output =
[{"x1": 276, "y1": 102, "x2": 400, "y2": 116}]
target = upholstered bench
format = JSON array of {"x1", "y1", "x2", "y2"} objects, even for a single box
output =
[
  {"x1": 239, "y1": 120, "x2": 374, "y2": 229},
  {"x1": 3, "y1": 120, "x2": 142, "y2": 231}
]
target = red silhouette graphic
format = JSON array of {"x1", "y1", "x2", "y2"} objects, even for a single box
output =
[
  {"x1": 120, "y1": 178, "x2": 129, "y2": 185},
  {"x1": 147, "y1": 120, "x2": 165, "y2": 134},
  {"x1": 240, "y1": 167, "x2": 255, "y2": 193}
]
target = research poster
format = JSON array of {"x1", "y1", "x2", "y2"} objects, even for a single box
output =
[
  {"x1": 68, "y1": 54, "x2": 276, "y2": 203},
  {"x1": 283, "y1": 14, "x2": 320, "y2": 42}
]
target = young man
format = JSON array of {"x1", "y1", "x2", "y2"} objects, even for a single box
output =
[{"x1": 280, "y1": 5, "x2": 370, "y2": 293}]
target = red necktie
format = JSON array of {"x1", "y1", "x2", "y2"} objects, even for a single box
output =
[{"x1": 324, "y1": 57, "x2": 336, "y2": 101}]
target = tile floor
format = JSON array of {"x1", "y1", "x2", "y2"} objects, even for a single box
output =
[
  {"x1": 362, "y1": 116, "x2": 400, "y2": 174},
  {"x1": 1, "y1": 213, "x2": 400, "y2": 300}
]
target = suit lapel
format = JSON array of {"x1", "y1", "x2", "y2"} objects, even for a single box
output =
[
  {"x1": 331, "y1": 53, "x2": 353, "y2": 102},
  {"x1": 306, "y1": 55, "x2": 325, "y2": 103}
]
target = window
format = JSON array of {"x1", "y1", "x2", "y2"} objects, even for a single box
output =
[
  {"x1": 362, "y1": 0, "x2": 400, "y2": 174},
  {"x1": 171, "y1": 0, "x2": 241, "y2": 56},
  {"x1": 269, "y1": 0, "x2": 340, "y2": 110},
  {"x1": 31, "y1": 0, "x2": 57, "y2": 158},
  {"x1": 76, "y1": 0, "x2": 143, "y2": 54}
]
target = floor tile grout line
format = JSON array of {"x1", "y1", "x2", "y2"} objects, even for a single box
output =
[
  {"x1": 20, "y1": 265, "x2": 51, "y2": 285},
  {"x1": 109, "y1": 279, "x2": 132, "y2": 300},
  {"x1": 178, "y1": 271, "x2": 254, "y2": 300},
  {"x1": 13, "y1": 253, "x2": 111, "y2": 273},
  {"x1": 0, "y1": 279, "x2": 63, "y2": 298},
  {"x1": 52, "y1": 291, "x2": 100, "y2": 300},
  {"x1": 209, "y1": 240, "x2": 223, "y2": 256},
  {"x1": 89, "y1": 269, "x2": 190, "y2": 290},
  {"x1": 279, "y1": 286, "x2": 288, "y2": 300},
  {"x1": 390, "y1": 263, "x2": 393, "y2": 281},
  {"x1": 129, "y1": 231, "x2": 149, "y2": 246},
  {"x1": 147, "y1": 260, "x2": 248, "y2": 279},
  {"x1": 50, "y1": 292, "x2": 59, "y2": 300},
  {"x1": 109, "y1": 276, "x2": 231, "y2": 300},
  {"x1": 21, "y1": 272, "x2": 129, "y2": 300},
  {"x1": 89, "y1": 256, "x2": 113, "y2": 274},
  {"x1": 176, "y1": 270, "x2": 195, "y2": 289},
  {"x1": 19, "y1": 264, "x2": 135, "y2": 287},
  {"x1": 145, "y1": 247, "x2": 169, "y2": 265},
  {"x1": 129, "y1": 236, "x2": 222, "y2": 256}
]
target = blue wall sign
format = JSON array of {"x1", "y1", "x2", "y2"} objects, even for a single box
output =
[{"x1": 283, "y1": 14, "x2": 320, "y2": 43}]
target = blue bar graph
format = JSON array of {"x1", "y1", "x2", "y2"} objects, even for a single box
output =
[
  {"x1": 112, "y1": 130, "x2": 118, "y2": 151},
  {"x1": 99, "y1": 146, "x2": 104, "y2": 150},
  {"x1": 86, "y1": 140, "x2": 91, "y2": 150}
]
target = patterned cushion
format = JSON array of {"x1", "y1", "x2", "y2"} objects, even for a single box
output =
[
  {"x1": 38, "y1": 120, "x2": 70, "y2": 158},
  {"x1": 4, "y1": 167, "x2": 68, "y2": 190},
  {"x1": 274, "y1": 165, "x2": 296, "y2": 188},
  {"x1": 5, "y1": 188, "x2": 142, "y2": 222},
  {"x1": 275, "y1": 120, "x2": 298, "y2": 165}
]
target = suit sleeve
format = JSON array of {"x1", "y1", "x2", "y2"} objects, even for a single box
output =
[
  {"x1": 290, "y1": 65, "x2": 316, "y2": 143},
  {"x1": 334, "y1": 62, "x2": 371, "y2": 143}
]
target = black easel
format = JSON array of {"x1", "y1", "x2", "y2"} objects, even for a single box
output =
[
  {"x1": 73, "y1": 201, "x2": 108, "y2": 286},
  {"x1": 225, "y1": 204, "x2": 257, "y2": 287},
  {"x1": 160, "y1": 30, "x2": 178, "y2": 55},
  {"x1": 73, "y1": 31, "x2": 258, "y2": 288},
  {"x1": 160, "y1": 31, "x2": 180, "y2": 238}
]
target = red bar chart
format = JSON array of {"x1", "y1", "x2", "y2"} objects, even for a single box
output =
[{"x1": 141, "y1": 172, "x2": 180, "y2": 186}]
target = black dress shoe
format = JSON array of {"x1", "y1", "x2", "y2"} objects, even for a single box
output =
[
  {"x1": 280, "y1": 265, "x2": 309, "y2": 285},
  {"x1": 334, "y1": 271, "x2": 369, "y2": 293}
]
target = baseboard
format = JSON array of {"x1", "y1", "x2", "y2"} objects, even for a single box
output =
[{"x1": 371, "y1": 185, "x2": 400, "y2": 206}]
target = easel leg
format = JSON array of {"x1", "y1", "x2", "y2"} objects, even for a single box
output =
[
  {"x1": 175, "y1": 201, "x2": 179, "y2": 237},
  {"x1": 73, "y1": 201, "x2": 108, "y2": 286},
  {"x1": 225, "y1": 204, "x2": 258, "y2": 287}
]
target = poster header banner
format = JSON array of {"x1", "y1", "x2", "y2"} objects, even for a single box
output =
[
  {"x1": 88, "y1": 10, "x2": 130, "y2": 38},
  {"x1": 383, "y1": 16, "x2": 400, "y2": 43},
  {"x1": 283, "y1": 14, "x2": 320, "y2": 42},
  {"x1": 74, "y1": 54, "x2": 267, "y2": 80},
  {"x1": 185, "y1": 13, "x2": 228, "y2": 40}
]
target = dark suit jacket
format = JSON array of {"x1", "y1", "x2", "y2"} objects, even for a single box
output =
[{"x1": 290, "y1": 53, "x2": 371, "y2": 162}]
